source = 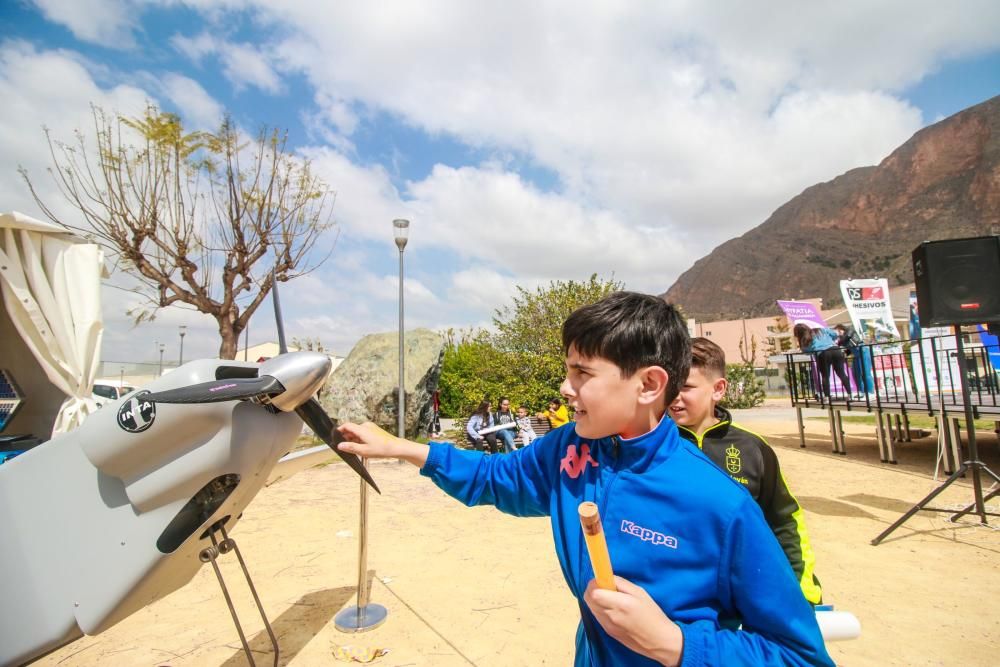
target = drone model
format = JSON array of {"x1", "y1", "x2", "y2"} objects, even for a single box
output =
[{"x1": 0, "y1": 285, "x2": 378, "y2": 666}]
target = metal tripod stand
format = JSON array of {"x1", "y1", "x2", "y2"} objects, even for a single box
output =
[{"x1": 872, "y1": 325, "x2": 1000, "y2": 545}]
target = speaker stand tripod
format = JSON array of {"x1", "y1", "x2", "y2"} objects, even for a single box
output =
[{"x1": 872, "y1": 325, "x2": 1000, "y2": 545}]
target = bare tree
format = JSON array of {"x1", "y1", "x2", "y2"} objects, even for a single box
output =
[{"x1": 20, "y1": 104, "x2": 336, "y2": 358}]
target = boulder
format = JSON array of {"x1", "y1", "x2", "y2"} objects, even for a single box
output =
[{"x1": 320, "y1": 328, "x2": 445, "y2": 438}]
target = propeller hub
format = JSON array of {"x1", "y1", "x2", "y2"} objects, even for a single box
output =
[{"x1": 258, "y1": 352, "x2": 332, "y2": 412}]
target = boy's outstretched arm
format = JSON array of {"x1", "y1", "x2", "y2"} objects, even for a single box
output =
[
  {"x1": 338, "y1": 422, "x2": 430, "y2": 467},
  {"x1": 584, "y1": 577, "x2": 684, "y2": 666}
]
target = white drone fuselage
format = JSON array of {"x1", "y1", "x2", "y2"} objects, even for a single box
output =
[{"x1": 0, "y1": 353, "x2": 330, "y2": 666}]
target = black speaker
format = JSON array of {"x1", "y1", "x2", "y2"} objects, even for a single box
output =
[{"x1": 912, "y1": 236, "x2": 1000, "y2": 327}]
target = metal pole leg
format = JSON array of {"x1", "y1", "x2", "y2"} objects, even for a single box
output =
[
  {"x1": 875, "y1": 411, "x2": 889, "y2": 463},
  {"x1": 834, "y1": 410, "x2": 847, "y2": 455},
  {"x1": 335, "y1": 457, "x2": 388, "y2": 632},
  {"x1": 796, "y1": 406, "x2": 806, "y2": 448},
  {"x1": 219, "y1": 526, "x2": 279, "y2": 667},
  {"x1": 199, "y1": 526, "x2": 280, "y2": 667},
  {"x1": 949, "y1": 418, "x2": 963, "y2": 474},
  {"x1": 827, "y1": 406, "x2": 838, "y2": 454},
  {"x1": 941, "y1": 415, "x2": 957, "y2": 474}
]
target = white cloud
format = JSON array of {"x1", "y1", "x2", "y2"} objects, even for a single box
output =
[
  {"x1": 220, "y1": 43, "x2": 283, "y2": 94},
  {"x1": 8, "y1": 2, "x2": 1000, "y2": 364},
  {"x1": 0, "y1": 41, "x2": 149, "y2": 216},
  {"x1": 170, "y1": 32, "x2": 217, "y2": 63},
  {"x1": 199, "y1": 1, "x2": 1000, "y2": 265},
  {"x1": 31, "y1": 0, "x2": 136, "y2": 46},
  {"x1": 160, "y1": 73, "x2": 224, "y2": 129},
  {"x1": 449, "y1": 268, "x2": 520, "y2": 312},
  {"x1": 170, "y1": 31, "x2": 283, "y2": 95},
  {"x1": 299, "y1": 146, "x2": 413, "y2": 240}
]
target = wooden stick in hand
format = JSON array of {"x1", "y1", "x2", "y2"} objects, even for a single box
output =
[{"x1": 579, "y1": 501, "x2": 616, "y2": 590}]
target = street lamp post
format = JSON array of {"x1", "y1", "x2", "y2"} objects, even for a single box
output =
[
  {"x1": 157, "y1": 343, "x2": 165, "y2": 376},
  {"x1": 335, "y1": 219, "x2": 409, "y2": 634},
  {"x1": 178, "y1": 325, "x2": 187, "y2": 366},
  {"x1": 393, "y1": 218, "x2": 410, "y2": 438}
]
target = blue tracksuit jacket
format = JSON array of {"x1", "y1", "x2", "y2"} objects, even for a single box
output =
[{"x1": 421, "y1": 415, "x2": 832, "y2": 666}]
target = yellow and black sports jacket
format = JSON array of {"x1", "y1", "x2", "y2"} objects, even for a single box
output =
[{"x1": 677, "y1": 407, "x2": 823, "y2": 605}]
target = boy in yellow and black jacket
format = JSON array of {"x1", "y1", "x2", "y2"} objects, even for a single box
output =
[{"x1": 670, "y1": 337, "x2": 822, "y2": 605}]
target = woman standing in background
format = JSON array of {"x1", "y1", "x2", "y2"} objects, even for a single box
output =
[{"x1": 794, "y1": 323, "x2": 851, "y2": 401}]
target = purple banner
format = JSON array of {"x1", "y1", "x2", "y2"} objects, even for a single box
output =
[{"x1": 776, "y1": 300, "x2": 827, "y2": 329}]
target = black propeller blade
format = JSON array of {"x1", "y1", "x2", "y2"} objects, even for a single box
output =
[
  {"x1": 145, "y1": 376, "x2": 285, "y2": 404},
  {"x1": 272, "y1": 267, "x2": 288, "y2": 355},
  {"x1": 270, "y1": 266, "x2": 380, "y2": 492},
  {"x1": 296, "y1": 398, "x2": 380, "y2": 493}
]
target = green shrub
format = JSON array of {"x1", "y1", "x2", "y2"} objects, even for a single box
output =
[
  {"x1": 438, "y1": 274, "x2": 623, "y2": 418},
  {"x1": 721, "y1": 362, "x2": 766, "y2": 409}
]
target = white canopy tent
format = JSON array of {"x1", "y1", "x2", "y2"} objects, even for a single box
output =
[{"x1": 0, "y1": 211, "x2": 105, "y2": 434}]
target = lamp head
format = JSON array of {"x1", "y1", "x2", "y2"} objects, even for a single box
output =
[
  {"x1": 393, "y1": 218, "x2": 410, "y2": 251},
  {"x1": 179, "y1": 325, "x2": 187, "y2": 338}
]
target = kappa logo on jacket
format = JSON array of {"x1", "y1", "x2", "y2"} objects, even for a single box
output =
[
  {"x1": 621, "y1": 519, "x2": 678, "y2": 549},
  {"x1": 559, "y1": 443, "x2": 598, "y2": 479}
]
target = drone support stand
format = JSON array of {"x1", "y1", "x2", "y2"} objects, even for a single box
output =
[
  {"x1": 199, "y1": 524, "x2": 279, "y2": 667},
  {"x1": 335, "y1": 458, "x2": 388, "y2": 632}
]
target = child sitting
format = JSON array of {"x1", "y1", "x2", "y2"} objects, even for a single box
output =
[
  {"x1": 537, "y1": 397, "x2": 570, "y2": 429},
  {"x1": 515, "y1": 405, "x2": 538, "y2": 447}
]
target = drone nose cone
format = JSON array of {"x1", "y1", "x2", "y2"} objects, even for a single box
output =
[{"x1": 259, "y1": 352, "x2": 332, "y2": 411}]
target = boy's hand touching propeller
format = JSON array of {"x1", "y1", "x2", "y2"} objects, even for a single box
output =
[{"x1": 338, "y1": 421, "x2": 430, "y2": 467}]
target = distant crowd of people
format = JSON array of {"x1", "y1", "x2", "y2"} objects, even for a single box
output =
[{"x1": 463, "y1": 397, "x2": 571, "y2": 453}]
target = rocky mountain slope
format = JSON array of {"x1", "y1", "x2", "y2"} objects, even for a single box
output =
[{"x1": 663, "y1": 95, "x2": 1000, "y2": 320}]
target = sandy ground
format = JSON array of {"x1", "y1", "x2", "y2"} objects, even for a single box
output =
[{"x1": 36, "y1": 408, "x2": 1000, "y2": 667}]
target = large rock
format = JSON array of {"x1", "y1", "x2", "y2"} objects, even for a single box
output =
[{"x1": 320, "y1": 328, "x2": 445, "y2": 437}]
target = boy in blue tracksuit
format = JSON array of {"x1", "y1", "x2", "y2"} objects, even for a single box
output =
[{"x1": 339, "y1": 292, "x2": 832, "y2": 666}]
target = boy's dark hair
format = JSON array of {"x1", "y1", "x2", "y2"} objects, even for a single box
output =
[
  {"x1": 690, "y1": 337, "x2": 726, "y2": 378},
  {"x1": 562, "y1": 291, "x2": 690, "y2": 405},
  {"x1": 549, "y1": 398, "x2": 562, "y2": 407}
]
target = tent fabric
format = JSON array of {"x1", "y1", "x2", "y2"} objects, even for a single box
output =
[{"x1": 0, "y1": 211, "x2": 104, "y2": 434}]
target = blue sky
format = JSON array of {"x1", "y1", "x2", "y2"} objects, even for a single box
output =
[{"x1": 2, "y1": 1, "x2": 999, "y2": 366}]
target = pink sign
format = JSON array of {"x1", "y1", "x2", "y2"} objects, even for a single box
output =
[{"x1": 776, "y1": 300, "x2": 827, "y2": 329}]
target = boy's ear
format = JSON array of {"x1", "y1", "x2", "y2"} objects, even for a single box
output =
[
  {"x1": 712, "y1": 377, "x2": 728, "y2": 402},
  {"x1": 637, "y1": 366, "x2": 669, "y2": 405}
]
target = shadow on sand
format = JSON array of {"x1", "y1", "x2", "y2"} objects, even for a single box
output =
[
  {"x1": 796, "y1": 496, "x2": 877, "y2": 519},
  {"x1": 839, "y1": 493, "x2": 916, "y2": 513},
  {"x1": 218, "y1": 585, "x2": 354, "y2": 667}
]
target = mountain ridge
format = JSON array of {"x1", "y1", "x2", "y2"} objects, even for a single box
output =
[{"x1": 663, "y1": 95, "x2": 1000, "y2": 320}]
